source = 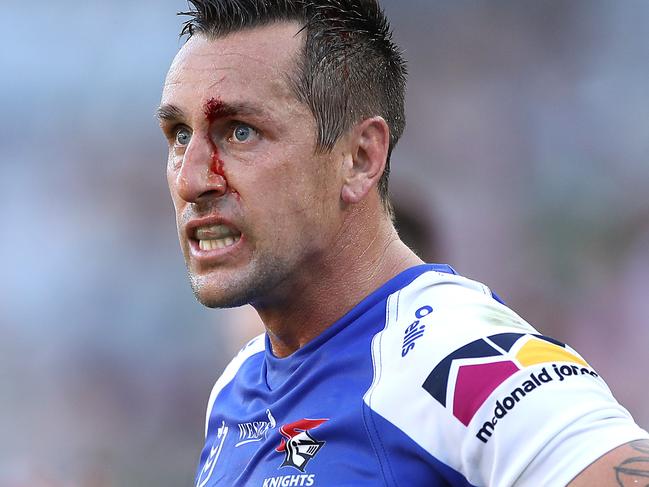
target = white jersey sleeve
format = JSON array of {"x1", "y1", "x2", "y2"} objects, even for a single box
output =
[{"x1": 364, "y1": 270, "x2": 649, "y2": 486}]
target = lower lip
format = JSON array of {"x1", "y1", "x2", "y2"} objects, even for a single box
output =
[{"x1": 188, "y1": 235, "x2": 245, "y2": 264}]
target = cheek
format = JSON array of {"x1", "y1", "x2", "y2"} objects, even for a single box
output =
[
  {"x1": 227, "y1": 155, "x2": 291, "y2": 196},
  {"x1": 166, "y1": 151, "x2": 177, "y2": 183},
  {"x1": 229, "y1": 145, "x2": 335, "y2": 213},
  {"x1": 166, "y1": 148, "x2": 185, "y2": 183},
  {"x1": 166, "y1": 171, "x2": 176, "y2": 199},
  {"x1": 166, "y1": 170, "x2": 183, "y2": 212}
]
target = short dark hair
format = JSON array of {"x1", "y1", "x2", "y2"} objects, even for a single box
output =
[{"x1": 179, "y1": 0, "x2": 407, "y2": 214}]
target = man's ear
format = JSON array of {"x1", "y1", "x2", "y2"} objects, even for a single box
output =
[{"x1": 340, "y1": 116, "x2": 390, "y2": 205}]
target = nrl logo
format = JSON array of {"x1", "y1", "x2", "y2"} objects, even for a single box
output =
[
  {"x1": 275, "y1": 418, "x2": 328, "y2": 472},
  {"x1": 196, "y1": 421, "x2": 229, "y2": 487}
]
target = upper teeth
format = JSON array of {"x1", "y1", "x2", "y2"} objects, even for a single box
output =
[
  {"x1": 199, "y1": 236, "x2": 240, "y2": 250},
  {"x1": 195, "y1": 225, "x2": 241, "y2": 251}
]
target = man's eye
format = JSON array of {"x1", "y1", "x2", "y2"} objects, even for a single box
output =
[
  {"x1": 175, "y1": 127, "x2": 192, "y2": 146},
  {"x1": 231, "y1": 124, "x2": 255, "y2": 143}
]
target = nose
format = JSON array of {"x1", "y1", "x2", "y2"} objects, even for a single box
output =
[{"x1": 174, "y1": 135, "x2": 228, "y2": 203}]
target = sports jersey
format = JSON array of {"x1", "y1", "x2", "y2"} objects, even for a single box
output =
[{"x1": 195, "y1": 264, "x2": 648, "y2": 486}]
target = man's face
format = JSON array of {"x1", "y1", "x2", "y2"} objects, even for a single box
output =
[{"x1": 160, "y1": 22, "x2": 343, "y2": 308}]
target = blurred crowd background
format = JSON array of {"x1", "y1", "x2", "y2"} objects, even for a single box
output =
[{"x1": 2, "y1": 0, "x2": 648, "y2": 485}]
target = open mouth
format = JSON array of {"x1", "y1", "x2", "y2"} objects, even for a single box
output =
[{"x1": 194, "y1": 224, "x2": 242, "y2": 251}]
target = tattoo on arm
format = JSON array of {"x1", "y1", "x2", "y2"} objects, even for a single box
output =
[{"x1": 615, "y1": 440, "x2": 649, "y2": 487}]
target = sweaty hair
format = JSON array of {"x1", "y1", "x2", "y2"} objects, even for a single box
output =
[{"x1": 179, "y1": 0, "x2": 407, "y2": 214}]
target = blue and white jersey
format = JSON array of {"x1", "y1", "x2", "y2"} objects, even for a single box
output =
[{"x1": 195, "y1": 264, "x2": 648, "y2": 487}]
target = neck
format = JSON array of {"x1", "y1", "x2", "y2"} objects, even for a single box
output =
[{"x1": 254, "y1": 204, "x2": 424, "y2": 358}]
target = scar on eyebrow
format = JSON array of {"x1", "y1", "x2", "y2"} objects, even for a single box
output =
[
  {"x1": 156, "y1": 100, "x2": 267, "y2": 125},
  {"x1": 204, "y1": 97, "x2": 235, "y2": 123},
  {"x1": 203, "y1": 98, "x2": 266, "y2": 123}
]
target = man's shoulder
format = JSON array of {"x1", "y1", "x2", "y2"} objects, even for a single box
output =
[
  {"x1": 202, "y1": 333, "x2": 266, "y2": 437},
  {"x1": 217, "y1": 332, "x2": 266, "y2": 382},
  {"x1": 382, "y1": 267, "x2": 536, "y2": 359},
  {"x1": 365, "y1": 268, "x2": 541, "y2": 414},
  {"x1": 363, "y1": 269, "x2": 639, "y2": 486}
]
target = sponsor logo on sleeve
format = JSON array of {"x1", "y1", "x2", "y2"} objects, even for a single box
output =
[
  {"x1": 401, "y1": 305, "x2": 434, "y2": 357},
  {"x1": 421, "y1": 333, "x2": 599, "y2": 443}
]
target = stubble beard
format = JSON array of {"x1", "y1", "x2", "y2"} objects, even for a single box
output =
[{"x1": 187, "y1": 254, "x2": 294, "y2": 310}]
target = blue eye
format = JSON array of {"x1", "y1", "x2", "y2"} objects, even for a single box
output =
[
  {"x1": 233, "y1": 124, "x2": 253, "y2": 142},
  {"x1": 175, "y1": 127, "x2": 192, "y2": 146}
]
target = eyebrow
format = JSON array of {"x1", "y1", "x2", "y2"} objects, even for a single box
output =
[
  {"x1": 156, "y1": 104, "x2": 187, "y2": 123},
  {"x1": 155, "y1": 102, "x2": 268, "y2": 123}
]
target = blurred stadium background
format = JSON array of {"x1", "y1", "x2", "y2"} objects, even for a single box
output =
[{"x1": 2, "y1": 0, "x2": 648, "y2": 485}]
